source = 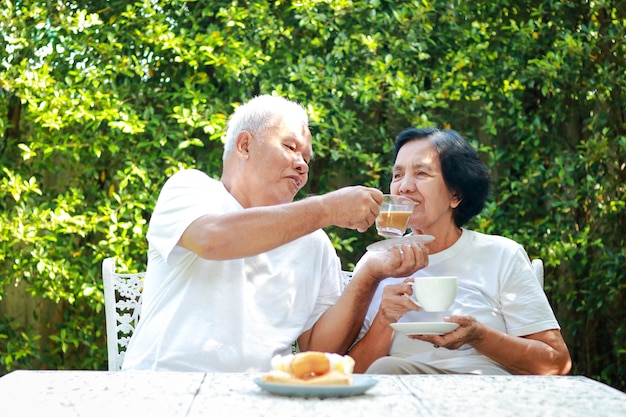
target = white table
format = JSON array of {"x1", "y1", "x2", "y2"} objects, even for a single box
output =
[{"x1": 1, "y1": 370, "x2": 624, "y2": 417}]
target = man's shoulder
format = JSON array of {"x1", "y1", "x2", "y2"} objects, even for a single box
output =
[
  {"x1": 161, "y1": 169, "x2": 223, "y2": 192},
  {"x1": 167, "y1": 168, "x2": 214, "y2": 183}
]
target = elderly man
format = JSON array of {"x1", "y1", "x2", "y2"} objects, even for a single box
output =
[{"x1": 123, "y1": 95, "x2": 428, "y2": 372}]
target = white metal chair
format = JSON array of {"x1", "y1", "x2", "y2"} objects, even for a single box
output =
[
  {"x1": 102, "y1": 260, "x2": 355, "y2": 367},
  {"x1": 101, "y1": 259, "x2": 542, "y2": 370},
  {"x1": 341, "y1": 270, "x2": 354, "y2": 291},
  {"x1": 532, "y1": 258, "x2": 544, "y2": 288},
  {"x1": 102, "y1": 257, "x2": 145, "y2": 371}
]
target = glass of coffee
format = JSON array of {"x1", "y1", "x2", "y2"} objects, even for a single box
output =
[{"x1": 375, "y1": 195, "x2": 415, "y2": 238}]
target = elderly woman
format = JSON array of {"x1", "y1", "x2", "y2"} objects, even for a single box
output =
[{"x1": 349, "y1": 127, "x2": 571, "y2": 375}]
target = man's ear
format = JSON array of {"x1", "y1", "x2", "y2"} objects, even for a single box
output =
[{"x1": 235, "y1": 131, "x2": 253, "y2": 160}]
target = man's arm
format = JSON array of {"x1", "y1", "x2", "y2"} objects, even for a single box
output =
[{"x1": 179, "y1": 186, "x2": 382, "y2": 260}]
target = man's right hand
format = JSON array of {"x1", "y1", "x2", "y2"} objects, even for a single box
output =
[{"x1": 321, "y1": 186, "x2": 383, "y2": 232}]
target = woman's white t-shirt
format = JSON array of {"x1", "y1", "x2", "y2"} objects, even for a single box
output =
[
  {"x1": 355, "y1": 229, "x2": 560, "y2": 375},
  {"x1": 123, "y1": 169, "x2": 342, "y2": 372}
]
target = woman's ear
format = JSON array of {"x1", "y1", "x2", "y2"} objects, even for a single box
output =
[
  {"x1": 235, "y1": 131, "x2": 253, "y2": 160},
  {"x1": 450, "y1": 192, "x2": 462, "y2": 208}
]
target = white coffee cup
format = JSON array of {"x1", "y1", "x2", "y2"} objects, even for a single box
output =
[{"x1": 408, "y1": 276, "x2": 458, "y2": 312}]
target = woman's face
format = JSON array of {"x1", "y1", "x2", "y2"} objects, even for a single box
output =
[{"x1": 390, "y1": 139, "x2": 460, "y2": 234}]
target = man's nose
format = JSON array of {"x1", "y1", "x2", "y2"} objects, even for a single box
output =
[{"x1": 294, "y1": 154, "x2": 309, "y2": 173}]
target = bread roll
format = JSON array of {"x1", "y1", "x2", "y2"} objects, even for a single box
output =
[
  {"x1": 291, "y1": 351, "x2": 330, "y2": 379},
  {"x1": 262, "y1": 370, "x2": 353, "y2": 385},
  {"x1": 262, "y1": 351, "x2": 355, "y2": 386}
]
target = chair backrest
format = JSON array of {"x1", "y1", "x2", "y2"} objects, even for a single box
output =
[
  {"x1": 102, "y1": 257, "x2": 145, "y2": 371},
  {"x1": 341, "y1": 270, "x2": 353, "y2": 291},
  {"x1": 100, "y1": 260, "x2": 542, "y2": 370}
]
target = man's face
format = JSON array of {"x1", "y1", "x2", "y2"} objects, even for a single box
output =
[{"x1": 245, "y1": 116, "x2": 313, "y2": 207}]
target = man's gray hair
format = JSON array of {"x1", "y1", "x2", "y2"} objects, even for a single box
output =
[{"x1": 223, "y1": 95, "x2": 309, "y2": 161}]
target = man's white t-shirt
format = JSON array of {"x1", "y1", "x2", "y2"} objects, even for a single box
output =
[
  {"x1": 122, "y1": 169, "x2": 342, "y2": 372},
  {"x1": 355, "y1": 229, "x2": 560, "y2": 375}
]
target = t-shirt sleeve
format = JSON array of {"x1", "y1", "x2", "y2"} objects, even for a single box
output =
[
  {"x1": 147, "y1": 170, "x2": 231, "y2": 266},
  {"x1": 352, "y1": 252, "x2": 377, "y2": 342},
  {"x1": 300, "y1": 234, "x2": 342, "y2": 333},
  {"x1": 499, "y1": 245, "x2": 561, "y2": 336}
]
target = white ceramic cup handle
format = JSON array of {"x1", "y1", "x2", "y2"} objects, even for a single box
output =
[{"x1": 405, "y1": 282, "x2": 422, "y2": 308}]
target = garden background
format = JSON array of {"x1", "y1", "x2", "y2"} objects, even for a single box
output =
[{"x1": 1, "y1": 0, "x2": 624, "y2": 390}]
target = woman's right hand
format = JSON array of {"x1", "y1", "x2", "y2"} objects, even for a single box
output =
[
  {"x1": 365, "y1": 242, "x2": 429, "y2": 282},
  {"x1": 377, "y1": 279, "x2": 422, "y2": 324}
]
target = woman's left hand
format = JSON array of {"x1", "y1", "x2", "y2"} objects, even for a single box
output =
[
  {"x1": 409, "y1": 315, "x2": 483, "y2": 350},
  {"x1": 409, "y1": 315, "x2": 572, "y2": 375}
]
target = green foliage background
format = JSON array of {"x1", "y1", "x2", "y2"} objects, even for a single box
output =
[{"x1": 1, "y1": 0, "x2": 624, "y2": 389}]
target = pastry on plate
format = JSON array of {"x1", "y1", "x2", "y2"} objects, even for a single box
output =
[{"x1": 262, "y1": 351, "x2": 355, "y2": 386}]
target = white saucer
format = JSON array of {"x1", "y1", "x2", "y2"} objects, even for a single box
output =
[
  {"x1": 366, "y1": 234, "x2": 435, "y2": 251},
  {"x1": 254, "y1": 375, "x2": 378, "y2": 398},
  {"x1": 390, "y1": 322, "x2": 460, "y2": 335}
]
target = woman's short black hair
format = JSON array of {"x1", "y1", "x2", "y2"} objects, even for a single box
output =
[{"x1": 393, "y1": 127, "x2": 491, "y2": 227}]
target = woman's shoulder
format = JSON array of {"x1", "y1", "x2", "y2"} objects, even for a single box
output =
[{"x1": 464, "y1": 229, "x2": 525, "y2": 253}]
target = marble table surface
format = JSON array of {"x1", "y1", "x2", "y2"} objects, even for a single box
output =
[{"x1": 1, "y1": 370, "x2": 624, "y2": 417}]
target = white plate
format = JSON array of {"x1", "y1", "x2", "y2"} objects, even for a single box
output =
[
  {"x1": 254, "y1": 375, "x2": 378, "y2": 398},
  {"x1": 366, "y1": 234, "x2": 435, "y2": 251},
  {"x1": 391, "y1": 322, "x2": 460, "y2": 335}
]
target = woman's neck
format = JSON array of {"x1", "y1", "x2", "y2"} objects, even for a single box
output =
[{"x1": 415, "y1": 226, "x2": 462, "y2": 254}]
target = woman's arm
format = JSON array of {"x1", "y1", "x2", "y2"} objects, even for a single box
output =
[
  {"x1": 298, "y1": 247, "x2": 426, "y2": 358},
  {"x1": 412, "y1": 316, "x2": 572, "y2": 375},
  {"x1": 347, "y1": 280, "x2": 419, "y2": 373},
  {"x1": 471, "y1": 322, "x2": 571, "y2": 375}
]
